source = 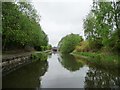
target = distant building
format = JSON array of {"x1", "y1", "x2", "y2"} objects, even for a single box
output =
[{"x1": 52, "y1": 47, "x2": 58, "y2": 52}]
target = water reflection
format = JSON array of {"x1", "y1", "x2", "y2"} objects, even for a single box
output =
[
  {"x1": 58, "y1": 54, "x2": 83, "y2": 72},
  {"x1": 81, "y1": 56, "x2": 120, "y2": 88},
  {"x1": 2, "y1": 52, "x2": 120, "y2": 88},
  {"x1": 84, "y1": 67, "x2": 120, "y2": 88},
  {"x1": 3, "y1": 60, "x2": 48, "y2": 88},
  {"x1": 74, "y1": 56, "x2": 120, "y2": 88},
  {"x1": 48, "y1": 52, "x2": 52, "y2": 58},
  {"x1": 41, "y1": 53, "x2": 88, "y2": 88}
]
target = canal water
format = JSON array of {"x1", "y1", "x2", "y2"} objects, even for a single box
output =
[{"x1": 2, "y1": 52, "x2": 120, "y2": 88}]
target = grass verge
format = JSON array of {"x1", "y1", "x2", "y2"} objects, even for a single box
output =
[{"x1": 71, "y1": 51, "x2": 120, "y2": 69}]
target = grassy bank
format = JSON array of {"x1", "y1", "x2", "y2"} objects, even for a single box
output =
[{"x1": 71, "y1": 51, "x2": 120, "y2": 69}]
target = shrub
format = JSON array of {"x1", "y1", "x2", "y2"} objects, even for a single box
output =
[{"x1": 74, "y1": 41, "x2": 91, "y2": 52}]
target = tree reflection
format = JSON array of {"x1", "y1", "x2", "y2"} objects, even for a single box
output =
[
  {"x1": 58, "y1": 54, "x2": 83, "y2": 72},
  {"x1": 48, "y1": 52, "x2": 52, "y2": 58},
  {"x1": 3, "y1": 60, "x2": 48, "y2": 88},
  {"x1": 84, "y1": 67, "x2": 120, "y2": 88}
]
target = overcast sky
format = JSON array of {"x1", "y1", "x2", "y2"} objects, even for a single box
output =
[{"x1": 32, "y1": 0, "x2": 93, "y2": 46}]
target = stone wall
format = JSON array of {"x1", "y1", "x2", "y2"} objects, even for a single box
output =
[{"x1": 2, "y1": 53, "x2": 32, "y2": 76}]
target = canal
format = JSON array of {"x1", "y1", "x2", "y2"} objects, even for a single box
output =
[{"x1": 2, "y1": 52, "x2": 120, "y2": 88}]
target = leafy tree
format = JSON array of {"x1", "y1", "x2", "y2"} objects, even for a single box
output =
[
  {"x1": 84, "y1": 0, "x2": 120, "y2": 52},
  {"x1": 58, "y1": 33, "x2": 83, "y2": 53},
  {"x1": 2, "y1": 2, "x2": 48, "y2": 51}
]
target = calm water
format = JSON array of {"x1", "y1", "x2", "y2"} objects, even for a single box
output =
[{"x1": 2, "y1": 52, "x2": 120, "y2": 88}]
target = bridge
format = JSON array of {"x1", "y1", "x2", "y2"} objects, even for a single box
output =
[{"x1": 52, "y1": 47, "x2": 58, "y2": 52}]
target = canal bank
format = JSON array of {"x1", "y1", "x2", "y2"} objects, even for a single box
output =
[
  {"x1": 2, "y1": 51, "x2": 51, "y2": 76},
  {"x1": 2, "y1": 52, "x2": 33, "y2": 76},
  {"x1": 2, "y1": 52, "x2": 120, "y2": 88}
]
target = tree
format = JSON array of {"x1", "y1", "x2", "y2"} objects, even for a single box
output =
[
  {"x1": 2, "y1": 2, "x2": 48, "y2": 51},
  {"x1": 83, "y1": 0, "x2": 120, "y2": 52},
  {"x1": 58, "y1": 33, "x2": 83, "y2": 53}
]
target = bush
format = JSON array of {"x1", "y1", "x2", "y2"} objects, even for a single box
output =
[
  {"x1": 74, "y1": 41, "x2": 91, "y2": 52},
  {"x1": 31, "y1": 52, "x2": 48, "y2": 61}
]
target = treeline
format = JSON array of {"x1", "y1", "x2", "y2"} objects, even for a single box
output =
[
  {"x1": 58, "y1": 0, "x2": 120, "y2": 54},
  {"x1": 2, "y1": 2, "x2": 49, "y2": 51},
  {"x1": 83, "y1": 0, "x2": 120, "y2": 52}
]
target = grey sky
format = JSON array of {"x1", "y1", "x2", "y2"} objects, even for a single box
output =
[{"x1": 32, "y1": 0, "x2": 93, "y2": 46}]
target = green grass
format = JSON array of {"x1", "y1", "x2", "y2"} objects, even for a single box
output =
[
  {"x1": 72, "y1": 51, "x2": 120, "y2": 69},
  {"x1": 72, "y1": 52, "x2": 100, "y2": 58},
  {"x1": 31, "y1": 51, "x2": 48, "y2": 61}
]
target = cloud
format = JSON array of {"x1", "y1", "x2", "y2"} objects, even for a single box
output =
[{"x1": 32, "y1": 0, "x2": 93, "y2": 46}]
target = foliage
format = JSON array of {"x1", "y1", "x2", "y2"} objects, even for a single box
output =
[
  {"x1": 2, "y1": 2, "x2": 48, "y2": 51},
  {"x1": 84, "y1": 0, "x2": 120, "y2": 52},
  {"x1": 72, "y1": 51, "x2": 120, "y2": 69},
  {"x1": 31, "y1": 52, "x2": 48, "y2": 61},
  {"x1": 74, "y1": 41, "x2": 91, "y2": 52},
  {"x1": 47, "y1": 44, "x2": 52, "y2": 50},
  {"x1": 58, "y1": 33, "x2": 83, "y2": 53},
  {"x1": 58, "y1": 54, "x2": 83, "y2": 72}
]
